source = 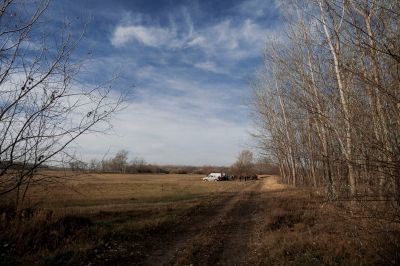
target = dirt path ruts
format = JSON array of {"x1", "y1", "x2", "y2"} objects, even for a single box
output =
[
  {"x1": 217, "y1": 181, "x2": 263, "y2": 265},
  {"x1": 100, "y1": 178, "x2": 273, "y2": 266},
  {"x1": 145, "y1": 190, "x2": 240, "y2": 265},
  {"x1": 151, "y1": 180, "x2": 265, "y2": 266}
]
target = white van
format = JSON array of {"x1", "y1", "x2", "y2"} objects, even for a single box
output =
[{"x1": 202, "y1": 173, "x2": 224, "y2": 181}]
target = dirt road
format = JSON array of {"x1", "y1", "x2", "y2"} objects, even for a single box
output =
[
  {"x1": 143, "y1": 177, "x2": 276, "y2": 266},
  {"x1": 89, "y1": 176, "x2": 282, "y2": 266}
]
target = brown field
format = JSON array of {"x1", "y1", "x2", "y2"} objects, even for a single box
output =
[
  {"x1": 26, "y1": 173, "x2": 246, "y2": 213},
  {"x1": 0, "y1": 173, "x2": 397, "y2": 265}
]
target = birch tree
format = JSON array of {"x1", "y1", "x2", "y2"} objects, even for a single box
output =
[{"x1": 252, "y1": 0, "x2": 400, "y2": 203}]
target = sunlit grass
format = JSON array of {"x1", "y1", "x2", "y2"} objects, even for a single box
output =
[{"x1": 25, "y1": 173, "x2": 246, "y2": 213}]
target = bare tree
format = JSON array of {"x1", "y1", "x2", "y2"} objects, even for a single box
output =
[
  {"x1": 251, "y1": 2, "x2": 400, "y2": 259},
  {"x1": 69, "y1": 160, "x2": 88, "y2": 172},
  {"x1": 128, "y1": 157, "x2": 146, "y2": 173},
  {"x1": 88, "y1": 158, "x2": 100, "y2": 172},
  {"x1": 251, "y1": 0, "x2": 400, "y2": 202},
  {"x1": 111, "y1": 150, "x2": 128, "y2": 173},
  {"x1": 231, "y1": 150, "x2": 255, "y2": 176},
  {"x1": 0, "y1": 0, "x2": 125, "y2": 210}
]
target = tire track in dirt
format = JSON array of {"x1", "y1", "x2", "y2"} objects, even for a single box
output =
[
  {"x1": 88, "y1": 191, "x2": 239, "y2": 266},
  {"x1": 144, "y1": 189, "x2": 241, "y2": 265},
  {"x1": 217, "y1": 181, "x2": 264, "y2": 265},
  {"x1": 83, "y1": 177, "x2": 281, "y2": 266},
  {"x1": 165, "y1": 181, "x2": 263, "y2": 266}
]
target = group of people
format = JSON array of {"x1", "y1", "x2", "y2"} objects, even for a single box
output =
[{"x1": 230, "y1": 175, "x2": 258, "y2": 182}]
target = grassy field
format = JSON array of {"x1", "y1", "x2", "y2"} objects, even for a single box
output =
[
  {"x1": 26, "y1": 173, "x2": 246, "y2": 212},
  {"x1": 1, "y1": 173, "x2": 250, "y2": 265},
  {"x1": 1, "y1": 173, "x2": 398, "y2": 265}
]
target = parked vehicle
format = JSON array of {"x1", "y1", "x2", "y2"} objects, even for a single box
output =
[{"x1": 202, "y1": 173, "x2": 225, "y2": 181}]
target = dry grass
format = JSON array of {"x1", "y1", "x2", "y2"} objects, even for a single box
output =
[
  {"x1": 247, "y1": 186, "x2": 400, "y2": 265},
  {"x1": 1, "y1": 173, "x2": 399, "y2": 265},
  {"x1": 0, "y1": 173, "x2": 247, "y2": 265},
  {"x1": 20, "y1": 172, "x2": 246, "y2": 213},
  {"x1": 259, "y1": 175, "x2": 288, "y2": 191}
]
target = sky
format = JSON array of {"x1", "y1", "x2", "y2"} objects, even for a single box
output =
[{"x1": 45, "y1": 0, "x2": 283, "y2": 166}]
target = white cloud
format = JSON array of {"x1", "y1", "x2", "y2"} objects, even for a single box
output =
[
  {"x1": 72, "y1": 64, "x2": 250, "y2": 166},
  {"x1": 74, "y1": 85, "x2": 250, "y2": 166},
  {"x1": 78, "y1": 100, "x2": 249, "y2": 165},
  {"x1": 188, "y1": 19, "x2": 268, "y2": 60},
  {"x1": 193, "y1": 61, "x2": 225, "y2": 74},
  {"x1": 235, "y1": 0, "x2": 280, "y2": 18},
  {"x1": 187, "y1": 36, "x2": 206, "y2": 47},
  {"x1": 111, "y1": 25, "x2": 173, "y2": 47},
  {"x1": 110, "y1": 11, "x2": 274, "y2": 62}
]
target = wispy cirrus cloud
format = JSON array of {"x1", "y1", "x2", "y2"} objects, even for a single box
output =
[
  {"x1": 110, "y1": 11, "x2": 272, "y2": 62},
  {"x1": 111, "y1": 25, "x2": 173, "y2": 47},
  {"x1": 187, "y1": 18, "x2": 269, "y2": 60},
  {"x1": 234, "y1": 0, "x2": 281, "y2": 19},
  {"x1": 193, "y1": 61, "x2": 226, "y2": 74}
]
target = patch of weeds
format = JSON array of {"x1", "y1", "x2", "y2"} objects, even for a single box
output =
[
  {"x1": 301, "y1": 211, "x2": 316, "y2": 227},
  {"x1": 282, "y1": 243, "x2": 323, "y2": 264},
  {"x1": 25, "y1": 215, "x2": 92, "y2": 252},
  {"x1": 91, "y1": 220, "x2": 113, "y2": 229},
  {"x1": 148, "y1": 193, "x2": 206, "y2": 203},
  {"x1": 269, "y1": 213, "x2": 302, "y2": 230},
  {"x1": 94, "y1": 210, "x2": 156, "y2": 225},
  {"x1": 293, "y1": 250, "x2": 325, "y2": 266},
  {"x1": 0, "y1": 213, "x2": 93, "y2": 266},
  {"x1": 42, "y1": 250, "x2": 79, "y2": 266},
  {"x1": 0, "y1": 203, "x2": 16, "y2": 221},
  {"x1": 53, "y1": 215, "x2": 92, "y2": 236}
]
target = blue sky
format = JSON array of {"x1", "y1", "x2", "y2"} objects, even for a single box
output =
[{"x1": 46, "y1": 0, "x2": 283, "y2": 165}]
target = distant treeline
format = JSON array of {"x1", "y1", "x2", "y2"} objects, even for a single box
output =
[
  {"x1": 1, "y1": 150, "x2": 279, "y2": 176},
  {"x1": 68, "y1": 150, "x2": 279, "y2": 175},
  {"x1": 0, "y1": 161, "x2": 50, "y2": 170}
]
